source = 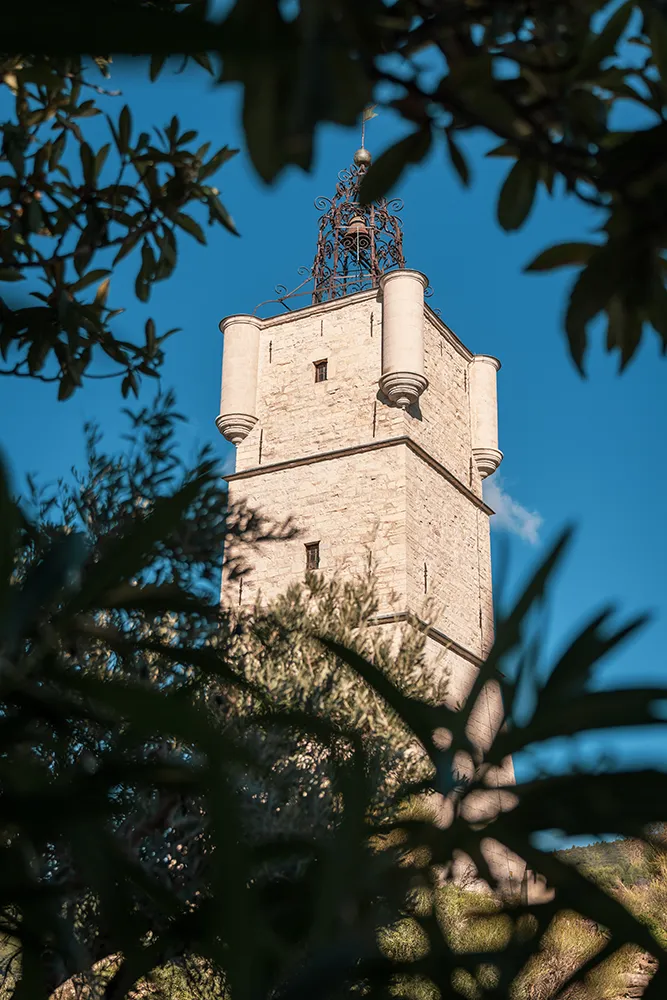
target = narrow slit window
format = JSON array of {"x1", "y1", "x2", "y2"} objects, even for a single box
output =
[
  {"x1": 314, "y1": 359, "x2": 328, "y2": 383},
  {"x1": 305, "y1": 541, "x2": 320, "y2": 570}
]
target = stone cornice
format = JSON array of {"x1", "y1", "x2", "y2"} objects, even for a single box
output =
[
  {"x1": 424, "y1": 303, "x2": 474, "y2": 364},
  {"x1": 369, "y1": 611, "x2": 484, "y2": 667},
  {"x1": 219, "y1": 290, "x2": 476, "y2": 366},
  {"x1": 224, "y1": 436, "x2": 494, "y2": 516},
  {"x1": 240, "y1": 288, "x2": 380, "y2": 332}
]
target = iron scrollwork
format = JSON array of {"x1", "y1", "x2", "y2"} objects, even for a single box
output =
[{"x1": 311, "y1": 158, "x2": 406, "y2": 304}]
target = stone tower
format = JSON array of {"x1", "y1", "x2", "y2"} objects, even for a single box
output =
[{"x1": 217, "y1": 147, "x2": 517, "y2": 885}]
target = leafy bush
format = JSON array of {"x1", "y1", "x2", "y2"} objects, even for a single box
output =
[{"x1": 2, "y1": 396, "x2": 667, "y2": 999}]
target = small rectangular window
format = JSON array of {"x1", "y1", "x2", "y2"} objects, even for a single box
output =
[
  {"x1": 305, "y1": 541, "x2": 320, "y2": 570},
  {"x1": 314, "y1": 359, "x2": 328, "y2": 383}
]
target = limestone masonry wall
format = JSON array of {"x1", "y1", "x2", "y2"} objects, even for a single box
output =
[
  {"x1": 410, "y1": 311, "x2": 481, "y2": 493},
  {"x1": 406, "y1": 448, "x2": 492, "y2": 660},
  {"x1": 225, "y1": 446, "x2": 408, "y2": 614},
  {"x1": 224, "y1": 290, "x2": 499, "y2": 668},
  {"x1": 235, "y1": 292, "x2": 396, "y2": 473},
  {"x1": 231, "y1": 292, "x2": 484, "y2": 506},
  {"x1": 221, "y1": 283, "x2": 518, "y2": 889}
]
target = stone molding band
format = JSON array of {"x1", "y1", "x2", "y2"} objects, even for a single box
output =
[
  {"x1": 368, "y1": 611, "x2": 484, "y2": 668},
  {"x1": 224, "y1": 436, "x2": 494, "y2": 516},
  {"x1": 237, "y1": 286, "x2": 474, "y2": 368}
]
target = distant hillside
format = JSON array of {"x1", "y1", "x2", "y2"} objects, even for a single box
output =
[
  {"x1": 554, "y1": 826, "x2": 666, "y2": 890},
  {"x1": 556, "y1": 837, "x2": 655, "y2": 892}
]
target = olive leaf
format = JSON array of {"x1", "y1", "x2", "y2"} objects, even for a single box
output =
[
  {"x1": 359, "y1": 128, "x2": 432, "y2": 205},
  {"x1": 497, "y1": 158, "x2": 540, "y2": 231}
]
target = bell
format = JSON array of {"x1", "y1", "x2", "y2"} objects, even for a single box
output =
[{"x1": 342, "y1": 214, "x2": 371, "y2": 251}]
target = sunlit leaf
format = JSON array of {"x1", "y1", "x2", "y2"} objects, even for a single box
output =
[
  {"x1": 565, "y1": 245, "x2": 624, "y2": 372},
  {"x1": 150, "y1": 53, "x2": 167, "y2": 82},
  {"x1": 359, "y1": 128, "x2": 432, "y2": 205},
  {"x1": 174, "y1": 211, "x2": 206, "y2": 244},
  {"x1": 118, "y1": 104, "x2": 132, "y2": 154},
  {"x1": 445, "y1": 131, "x2": 470, "y2": 187},
  {"x1": 577, "y1": 1, "x2": 634, "y2": 78},
  {"x1": 69, "y1": 268, "x2": 111, "y2": 293},
  {"x1": 198, "y1": 144, "x2": 238, "y2": 180},
  {"x1": 525, "y1": 242, "x2": 597, "y2": 273}
]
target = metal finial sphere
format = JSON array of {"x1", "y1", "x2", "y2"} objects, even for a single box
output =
[{"x1": 353, "y1": 147, "x2": 372, "y2": 167}]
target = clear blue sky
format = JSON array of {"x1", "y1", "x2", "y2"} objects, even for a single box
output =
[{"x1": 2, "y1": 61, "x2": 666, "y2": 805}]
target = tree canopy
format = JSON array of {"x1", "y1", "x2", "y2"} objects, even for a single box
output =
[
  {"x1": 3, "y1": 1, "x2": 667, "y2": 394},
  {"x1": 3, "y1": 7, "x2": 667, "y2": 999},
  {"x1": 0, "y1": 42, "x2": 237, "y2": 397},
  {"x1": 2, "y1": 394, "x2": 667, "y2": 999}
]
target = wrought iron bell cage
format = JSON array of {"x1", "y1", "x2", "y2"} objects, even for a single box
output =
[{"x1": 311, "y1": 149, "x2": 406, "y2": 304}]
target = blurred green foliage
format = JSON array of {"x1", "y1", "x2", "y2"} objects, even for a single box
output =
[
  {"x1": 1, "y1": 396, "x2": 667, "y2": 999},
  {"x1": 0, "y1": 44, "x2": 237, "y2": 395},
  {"x1": 3, "y1": 8, "x2": 667, "y2": 996}
]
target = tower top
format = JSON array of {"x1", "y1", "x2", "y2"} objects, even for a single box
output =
[{"x1": 311, "y1": 105, "x2": 406, "y2": 304}]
